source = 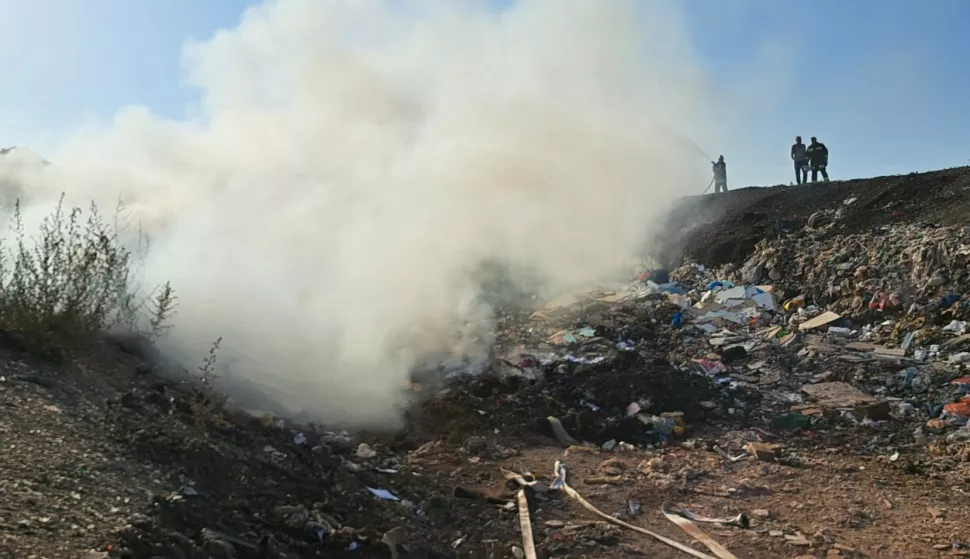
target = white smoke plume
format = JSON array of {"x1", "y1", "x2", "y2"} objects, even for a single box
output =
[{"x1": 0, "y1": 0, "x2": 719, "y2": 426}]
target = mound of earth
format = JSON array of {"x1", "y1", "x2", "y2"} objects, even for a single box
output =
[{"x1": 663, "y1": 166, "x2": 970, "y2": 267}]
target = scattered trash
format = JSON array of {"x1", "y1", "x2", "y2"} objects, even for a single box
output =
[
  {"x1": 799, "y1": 311, "x2": 841, "y2": 332},
  {"x1": 381, "y1": 526, "x2": 407, "y2": 559},
  {"x1": 801, "y1": 382, "x2": 878, "y2": 408},
  {"x1": 745, "y1": 442, "x2": 780, "y2": 462},
  {"x1": 366, "y1": 487, "x2": 399, "y2": 501},
  {"x1": 546, "y1": 416, "x2": 580, "y2": 446},
  {"x1": 356, "y1": 443, "x2": 377, "y2": 460}
]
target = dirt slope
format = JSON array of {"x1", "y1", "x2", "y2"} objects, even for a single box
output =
[{"x1": 663, "y1": 166, "x2": 970, "y2": 267}]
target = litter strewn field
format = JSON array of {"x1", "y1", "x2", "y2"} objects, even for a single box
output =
[{"x1": 5, "y1": 168, "x2": 970, "y2": 559}]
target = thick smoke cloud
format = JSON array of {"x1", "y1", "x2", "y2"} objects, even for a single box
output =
[{"x1": 0, "y1": 0, "x2": 718, "y2": 425}]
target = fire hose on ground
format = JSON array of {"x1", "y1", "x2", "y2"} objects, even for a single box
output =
[{"x1": 502, "y1": 459, "x2": 745, "y2": 559}]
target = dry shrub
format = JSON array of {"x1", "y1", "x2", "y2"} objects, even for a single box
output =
[{"x1": 0, "y1": 195, "x2": 175, "y2": 359}]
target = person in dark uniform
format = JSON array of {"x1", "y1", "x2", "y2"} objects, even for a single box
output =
[
  {"x1": 807, "y1": 137, "x2": 829, "y2": 182},
  {"x1": 712, "y1": 155, "x2": 727, "y2": 193},
  {"x1": 791, "y1": 136, "x2": 808, "y2": 185}
]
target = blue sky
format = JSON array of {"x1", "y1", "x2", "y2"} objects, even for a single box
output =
[{"x1": 1, "y1": 0, "x2": 968, "y2": 188}]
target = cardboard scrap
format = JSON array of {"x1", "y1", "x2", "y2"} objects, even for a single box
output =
[
  {"x1": 798, "y1": 311, "x2": 841, "y2": 332},
  {"x1": 762, "y1": 326, "x2": 782, "y2": 339},
  {"x1": 801, "y1": 382, "x2": 876, "y2": 408},
  {"x1": 596, "y1": 293, "x2": 629, "y2": 304},
  {"x1": 745, "y1": 442, "x2": 780, "y2": 462},
  {"x1": 714, "y1": 286, "x2": 746, "y2": 303},
  {"x1": 845, "y1": 342, "x2": 906, "y2": 357}
]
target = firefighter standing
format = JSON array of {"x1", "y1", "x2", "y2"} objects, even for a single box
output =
[
  {"x1": 712, "y1": 155, "x2": 728, "y2": 193},
  {"x1": 791, "y1": 136, "x2": 808, "y2": 184},
  {"x1": 807, "y1": 137, "x2": 830, "y2": 182}
]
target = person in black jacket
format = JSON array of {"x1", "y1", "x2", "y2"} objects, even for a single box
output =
[
  {"x1": 807, "y1": 137, "x2": 829, "y2": 182},
  {"x1": 791, "y1": 136, "x2": 808, "y2": 184},
  {"x1": 712, "y1": 155, "x2": 727, "y2": 193}
]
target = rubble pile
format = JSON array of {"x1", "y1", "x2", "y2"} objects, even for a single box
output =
[
  {"x1": 400, "y1": 246, "x2": 970, "y2": 555},
  {"x1": 656, "y1": 243, "x2": 970, "y2": 448},
  {"x1": 724, "y1": 224, "x2": 970, "y2": 318},
  {"x1": 432, "y1": 233, "x2": 970, "y2": 453}
]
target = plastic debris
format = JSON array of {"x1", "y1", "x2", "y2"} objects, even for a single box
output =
[{"x1": 366, "y1": 487, "x2": 400, "y2": 501}]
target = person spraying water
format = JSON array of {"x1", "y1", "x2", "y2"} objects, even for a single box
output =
[
  {"x1": 711, "y1": 155, "x2": 727, "y2": 193},
  {"x1": 649, "y1": 118, "x2": 725, "y2": 195}
]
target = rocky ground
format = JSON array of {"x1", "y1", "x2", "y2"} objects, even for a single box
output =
[{"x1": 3, "y1": 167, "x2": 970, "y2": 559}]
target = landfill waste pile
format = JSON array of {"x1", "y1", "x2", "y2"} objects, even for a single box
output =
[
  {"x1": 7, "y1": 168, "x2": 970, "y2": 559},
  {"x1": 730, "y1": 223, "x2": 970, "y2": 318},
  {"x1": 672, "y1": 166, "x2": 970, "y2": 268}
]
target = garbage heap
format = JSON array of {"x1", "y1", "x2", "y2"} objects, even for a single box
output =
[
  {"x1": 469, "y1": 219, "x2": 970, "y2": 455},
  {"x1": 662, "y1": 225, "x2": 970, "y2": 446},
  {"x1": 724, "y1": 224, "x2": 970, "y2": 319}
]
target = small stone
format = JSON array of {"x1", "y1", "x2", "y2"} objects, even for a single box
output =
[
  {"x1": 933, "y1": 544, "x2": 949, "y2": 550},
  {"x1": 544, "y1": 520, "x2": 565, "y2": 528},
  {"x1": 769, "y1": 530, "x2": 784, "y2": 537},
  {"x1": 785, "y1": 534, "x2": 811, "y2": 546},
  {"x1": 752, "y1": 509, "x2": 770, "y2": 518}
]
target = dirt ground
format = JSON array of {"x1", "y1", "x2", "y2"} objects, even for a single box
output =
[
  {"x1": 3, "y1": 168, "x2": 970, "y2": 559},
  {"x1": 4, "y1": 338, "x2": 969, "y2": 559}
]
